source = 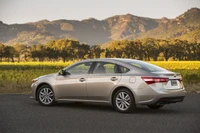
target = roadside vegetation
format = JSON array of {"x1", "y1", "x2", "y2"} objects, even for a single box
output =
[
  {"x1": 0, "y1": 61, "x2": 200, "y2": 94},
  {"x1": 0, "y1": 38, "x2": 200, "y2": 93}
]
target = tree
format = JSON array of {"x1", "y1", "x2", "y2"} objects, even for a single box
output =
[
  {"x1": 76, "y1": 44, "x2": 90, "y2": 60},
  {"x1": 160, "y1": 40, "x2": 175, "y2": 61},
  {"x1": 30, "y1": 44, "x2": 46, "y2": 61},
  {"x1": 13, "y1": 44, "x2": 29, "y2": 62},
  {"x1": 51, "y1": 39, "x2": 81, "y2": 62},
  {"x1": 105, "y1": 48, "x2": 110, "y2": 58},
  {"x1": 89, "y1": 45, "x2": 104, "y2": 58},
  {"x1": 107, "y1": 40, "x2": 127, "y2": 58},
  {"x1": 124, "y1": 40, "x2": 138, "y2": 59},
  {"x1": 170, "y1": 39, "x2": 185, "y2": 60},
  {"x1": 4, "y1": 46, "x2": 16, "y2": 62},
  {"x1": 134, "y1": 40, "x2": 144, "y2": 60},
  {"x1": 45, "y1": 40, "x2": 59, "y2": 61},
  {"x1": 0, "y1": 43, "x2": 5, "y2": 62},
  {"x1": 142, "y1": 38, "x2": 161, "y2": 61}
]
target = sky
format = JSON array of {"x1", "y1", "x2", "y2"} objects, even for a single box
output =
[{"x1": 0, "y1": 0, "x2": 200, "y2": 24}]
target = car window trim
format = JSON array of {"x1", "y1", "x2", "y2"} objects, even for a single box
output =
[{"x1": 88, "y1": 62, "x2": 96, "y2": 74}]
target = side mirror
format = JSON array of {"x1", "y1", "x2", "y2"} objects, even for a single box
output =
[{"x1": 59, "y1": 70, "x2": 70, "y2": 76}]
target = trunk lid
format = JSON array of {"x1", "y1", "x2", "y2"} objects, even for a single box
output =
[{"x1": 151, "y1": 71, "x2": 183, "y2": 90}]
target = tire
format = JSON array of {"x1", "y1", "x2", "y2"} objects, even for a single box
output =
[
  {"x1": 37, "y1": 85, "x2": 55, "y2": 106},
  {"x1": 113, "y1": 89, "x2": 136, "y2": 113},
  {"x1": 148, "y1": 104, "x2": 164, "y2": 109}
]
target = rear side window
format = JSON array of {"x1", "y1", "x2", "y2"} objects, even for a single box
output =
[
  {"x1": 118, "y1": 65, "x2": 130, "y2": 73},
  {"x1": 127, "y1": 61, "x2": 167, "y2": 72},
  {"x1": 93, "y1": 62, "x2": 119, "y2": 74}
]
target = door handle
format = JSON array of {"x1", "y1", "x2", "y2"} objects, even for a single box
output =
[
  {"x1": 110, "y1": 77, "x2": 118, "y2": 81},
  {"x1": 79, "y1": 78, "x2": 86, "y2": 82}
]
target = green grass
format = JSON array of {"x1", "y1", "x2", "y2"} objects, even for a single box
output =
[{"x1": 0, "y1": 61, "x2": 200, "y2": 94}]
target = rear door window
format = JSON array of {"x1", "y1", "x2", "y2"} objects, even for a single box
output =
[
  {"x1": 118, "y1": 65, "x2": 130, "y2": 73},
  {"x1": 93, "y1": 62, "x2": 119, "y2": 74}
]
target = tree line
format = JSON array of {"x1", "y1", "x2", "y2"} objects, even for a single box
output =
[{"x1": 0, "y1": 38, "x2": 200, "y2": 62}]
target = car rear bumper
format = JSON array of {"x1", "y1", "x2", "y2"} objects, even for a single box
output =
[
  {"x1": 137, "y1": 87, "x2": 186, "y2": 105},
  {"x1": 155, "y1": 96, "x2": 185, "y2": 104}
]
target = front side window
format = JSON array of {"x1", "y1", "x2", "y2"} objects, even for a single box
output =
[
  {"x1": 67, "y1": 62, "x2": 92, "y2": 75},
  {"x1": 93, "y1": 62, "x2": 119, "y2": 74}
]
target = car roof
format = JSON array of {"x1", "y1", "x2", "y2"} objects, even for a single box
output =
[
  {"x1": 79, "y1": 58, "x2": 140, "y2": 69},
  {"x1": 82, "y1": 58, "x2": 138, "y2": 62}
]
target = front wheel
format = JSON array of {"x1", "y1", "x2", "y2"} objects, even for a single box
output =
[
  {"x1": 37, "y1": 85, "x2": 55, "y2": 106},
  {"x1": 148, "y1": 105, "x2": 164, "y2": 109},
  {"x1": 113, "y1": 89, "x2": 136, "y2": 113}
]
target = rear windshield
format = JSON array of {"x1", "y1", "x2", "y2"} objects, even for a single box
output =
[{"x1": 126, "y1": 60, "x2": 167, "y2": 72}]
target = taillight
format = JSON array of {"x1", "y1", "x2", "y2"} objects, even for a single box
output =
[
  {"x1": 178, "y1": 78, "x2": 183, "y2": 83},
  {"x1": 141, "y1": 77, "x2": 169, "y2": 84}
]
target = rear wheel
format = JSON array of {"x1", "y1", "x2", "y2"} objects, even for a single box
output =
[
  {"x1": 113, "y1": 89, "x2": 136, "y2": 113},
  {"x1": 148, "y1": 104, "x2": 164, "y2": 109},
  {"x1": 37, "y1": 85, "x2": 55, "y2": 106}
]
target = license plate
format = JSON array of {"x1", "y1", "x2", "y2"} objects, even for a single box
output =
[{"x1": 171, "y1": 80, "x2": 177, "y2": 86}]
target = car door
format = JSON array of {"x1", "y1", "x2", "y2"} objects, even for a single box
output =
[
  {"x1": 55, "y1": 62, "x2": 92, "y2": 100},
  {"x1": 87, "y1": 62, "x2": 122, "y2": 101}
]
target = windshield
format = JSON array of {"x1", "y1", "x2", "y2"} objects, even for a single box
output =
[{"x1": 125, "y1": 60, "x2": 167, "y2": 72}]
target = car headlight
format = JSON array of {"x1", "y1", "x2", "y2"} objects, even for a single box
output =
[{"x1": 32, "y1": 78, "x2": 39, "y2": 83}]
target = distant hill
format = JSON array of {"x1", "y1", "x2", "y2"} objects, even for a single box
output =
[
  {"x1": 0, "y1": 8, "x2": 200, "y2": 46},
  {"x1": 125, "y1": 8, "x2": 200, "y2": 41}
]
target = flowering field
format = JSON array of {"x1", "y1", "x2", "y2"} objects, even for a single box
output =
[
  {"x1": 150, "y1": 61, "x2": 200, "y2": 70},
  {"x1": 1, "y1": 61, "x2": 199, "y2": 70},
  {"x1": 0, "y1": 61, "x2": 200, "y2": 93}
]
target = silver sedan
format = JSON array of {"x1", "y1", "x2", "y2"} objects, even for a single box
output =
[{"x1": 31, "y1": 58, "x2": 186, "y2": 113}]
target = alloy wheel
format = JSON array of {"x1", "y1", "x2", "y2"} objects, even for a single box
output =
[
  {"x1": 38, "y1": 86, "x2": 54, "y2": 106},
  {"x1": 115, "y1": 92, "x2": 131, "y2": 111}
]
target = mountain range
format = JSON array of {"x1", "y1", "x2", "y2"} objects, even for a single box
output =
[{"x1": 0, "y1": 7, "x2": 200, "y2": 46}]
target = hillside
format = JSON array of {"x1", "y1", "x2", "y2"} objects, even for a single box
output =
[
  {"x1": 0, "y1": 8, "x2": 200, "y2": 45},
  {"x1": 126, "y1": 8, "x2": 200, "y2": 41}
]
